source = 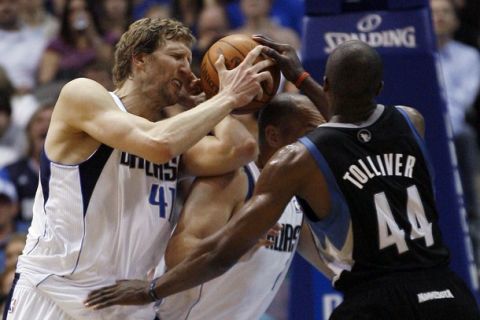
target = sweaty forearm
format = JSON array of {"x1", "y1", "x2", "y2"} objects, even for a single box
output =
[
  {"x1": 153, "y1": 240, "x2": 239, "y2": 299},
  {"x1": 211, "y1": 116, "x2": 258, "y2": 169},
  {"x1": 156, "y1": 94, "x2": 236, "y2": 158}
]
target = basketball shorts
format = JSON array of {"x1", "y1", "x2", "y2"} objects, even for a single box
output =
[
  {"x1": 330, "y1": 267, "x2": 480, "y2": 320},
  {"x1": 3, "y1": 274, "x2": 75, "y2": 320}
]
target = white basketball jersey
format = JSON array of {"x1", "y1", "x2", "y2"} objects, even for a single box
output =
[
  {"x1": 156, "y1": 162, "x2": 304, "y2": 320},
  {"x1": 16, "y1": 93, "x2": 178, "y2": 319}
]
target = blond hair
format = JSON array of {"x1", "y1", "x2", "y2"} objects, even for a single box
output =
[{"x1": 113, "y1": 18, "x2": 195, "y2": 87}]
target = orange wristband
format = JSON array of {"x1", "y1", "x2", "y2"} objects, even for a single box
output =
[{"x1": 294, "y1": 71, "x2": 310, "y2": 88}]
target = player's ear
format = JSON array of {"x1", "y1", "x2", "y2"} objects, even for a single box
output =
[
  {"x1": 323, "y1": 76, "x2": 329, "y2": 92},
  {"x1": 375, "y1": 81, "x2": 384, "y2": 96},
  {"x1": 264, "y1": 125, "x2": 281, "y2": 148},
  {"x1": 132, "y1": 52, "x2": 148, "y2": 71}
]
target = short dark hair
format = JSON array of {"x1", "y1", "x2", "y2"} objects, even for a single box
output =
[
  {"x1": 326, "y1": 40, "x2": 383, "y2": 100},
  {"x1": 0, "y1": 94, "x2": 12, "y2": 116},
  {"x1": 258, "y1": 93, "x2": 324, "y2": 146}
]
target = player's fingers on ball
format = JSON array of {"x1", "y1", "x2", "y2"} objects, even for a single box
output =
[
  {"x1": 253, "y1": 35, "x2": 289, "y2": 52},
  {"x1": 257, "y1": 71, "x2": 273, "y2": 92},
  {"x1": 257, "y1": 70, "x2": 272, "y2": 83},
  {"x1": 252, "y1": 58, "x2": 274, "y2": 73},
  {"x1": 262, "y1": 47, "x2": 283, "y2": 61},
  {"x1": 243, "y1": 45, "x2": 264, "y2": 66},
  {"x1": 213, "y1": 54, "x2": 226, "y2": 72},
  {"x1": 255, "y1": 86, "x2": 263, "y2": 100},
  {"x1": 190, "y1": 78, "x2": 202, "y2": 92},
  {"x1": 252, "y1": 34, "x2": 277, "y2": 48}
]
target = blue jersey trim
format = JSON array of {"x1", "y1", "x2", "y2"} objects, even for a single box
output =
[
  {"x1": 78, "y1": 144, "x2": 114, "y2": 216},
  {"x1": 39, "y1": 149, "x2": 51, "y2": 208},
  {"x1": 396, "y1": 107, "x2": 436, "y2": 188},
  {"x1": 2, "y1": 273, "x2": 20, "y2": 320},
  {"x1": 298, "y1": 137, "x2": 351, "y2": 251},
  {"x1": 243, "y1": 165, "x2": 255, "y2": 201}
]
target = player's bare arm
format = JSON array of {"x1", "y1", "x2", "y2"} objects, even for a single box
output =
[
  {"x1": 181, "y1": 116, "x2": 258, "y2": 177},
  {"x1": 397, "y1": 105, "x2": 426, "y2": 138},
  {"x1": 253, "y1": 35, "x2": 330, "y2": 120},
  {"x1": 84, "y1": 143, "x2": 316, "y2": 309},
  {"x1": 165, "y1": 170, "x2": 248, "y2": 268},
  {"x1": 47, "y1": 47, "x2": 273, "y2": 165}
]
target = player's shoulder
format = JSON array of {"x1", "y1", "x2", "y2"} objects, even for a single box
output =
[
  {"x1": 62, "y1": 77, "x2": 105, "y2": 93},
  {"x1": 395, "y1": 105, "x2": 425, "y2": 137},
  {"x1": 265, "y1": 142, "x2": 312, "y2": 176},
  {"x1": 56, "y1": 78, "x2": 112, "y2": 113}
]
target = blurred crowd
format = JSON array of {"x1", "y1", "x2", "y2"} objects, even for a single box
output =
[
  {"x1": 0, "y1": 0, "x2": 479, "y2": 315},
  {"x1": 0, "y1": 0, "x2": 304, "y2": 314}
]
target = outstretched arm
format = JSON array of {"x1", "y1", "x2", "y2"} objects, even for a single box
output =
[
  {"x1": 181, "y1": 116, "x2": 258, "y2": 177},
  {"x1": 165, "y1": 171, "x2": 248, "y2": 268},
  {"x1": 84, "y1": 144, "x2": 311, "y2": 309},
  {"x1": 253, "y1": 35, "x2": 330, "y2": 120},
  {"x1": 47, "y1": 46, "x2": 273, "y2": 165}
]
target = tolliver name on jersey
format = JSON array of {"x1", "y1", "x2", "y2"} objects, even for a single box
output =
[{"x1": 342, "y1": 153, "x2": 416, "y2": 189}]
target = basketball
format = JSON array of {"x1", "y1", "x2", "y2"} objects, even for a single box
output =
[{"x1": 200, "y1": 34, "x2": 281, "y2": 114}]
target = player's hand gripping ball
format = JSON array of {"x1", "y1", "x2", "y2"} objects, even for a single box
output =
[{"x1": 200, "y1": 34, "x2": 281, "y2": 114}]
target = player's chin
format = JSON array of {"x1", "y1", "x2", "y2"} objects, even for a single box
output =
[{"x1": 160, "y1": 90, "x2": 180, "y2": 106}]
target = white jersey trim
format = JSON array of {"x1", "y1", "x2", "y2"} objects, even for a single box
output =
[{"x1": 320, "y1": 104, "x2": 385, "y2": 129}]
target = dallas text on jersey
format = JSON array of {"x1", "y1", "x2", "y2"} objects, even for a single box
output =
[{"x1": 120, "y1": 152, "x2": 178, "y2": 181}]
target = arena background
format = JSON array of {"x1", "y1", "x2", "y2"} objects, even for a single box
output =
[{"x1": 277, "y1": 0, "x2": 479, "y2": 319}]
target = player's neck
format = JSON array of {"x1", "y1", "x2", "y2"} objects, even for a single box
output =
[
  {"x1": 330, "y1": 101, "x2": 377, "y2": 124},
  {"x1": 114, "y1": 84, "x2": 163, "y2": 121},
  {"x1": 256, "y1": 148, "x2": 274, "y2": 170},
  {"x1": 436, "y1": 35, "x2": 452, "y2": 49}
]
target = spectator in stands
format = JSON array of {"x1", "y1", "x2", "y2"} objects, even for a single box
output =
[
  {"x1": 171, "y1": 0, "x2": 205, "y2": 36},
  {"x1": 96, "y1": 0, "x2": 133, "y2": 44},
  {"x1": 233, "y1": 0, "x2": 299, "y2": 49},
  {"x1": 0, "y1": 234, "x2": 26, "y2": 312},
  {"x1": 45, "y1": 0, "x2": 67, "y2": 18},
  {"x1": 227, "y1": 0, "x2": 301, "y2": 45},
  {"x1": 37, "y1": 0, "x2": 113, "y2": 85},
  {"x1": 1, "y1": 105, "x2": 54, "y2": 224},
  {"x1": 144, "y1": 2, "x2": 170, "y2": 19},
  {"x1": 452, "y1": 0, "x2": 480, "y2": 48},
  {"x1": 0, "y1": 0, "x2": 48, "y2": 94},
  {"x1": 0, "y1": 67, "x2": 26, "y2": 162},
  {"x1": 4, "y1": 233, "x2": 26, "y2": 270},
  {"x1": 196, "y1": 4, "x2": 230, "y2": 55},
  {"x1": 0, "y1": 179, "x2": 28, "y2": 273},
  {"x1": 18, "y1": 0, "x2": 60, "y2": 41},
  {"x1": 190, "y1": 4, "x2": 230, "y2": 75},
  {"x1": 80, "y1": 61, "x2": 114, "y2": 91},
  {"x1": 431, "y1": 0, "x2": 480, "y2": 270},
  {"x1": 0, "y1": 264, "x2": 15, "y2": 314},
  {"x1": 232, "y1": 0, "x2": 300, "y2": 92},
  {"x1": 132, "y1": 0, "x2": 169, "y2": 20}
]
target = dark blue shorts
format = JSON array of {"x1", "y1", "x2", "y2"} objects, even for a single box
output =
[{"x1": 330, "y1": 268, "x2": 480, "y2": 320}]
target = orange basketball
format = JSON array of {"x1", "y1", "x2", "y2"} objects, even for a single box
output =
[{"x1": 200, "y1": 34, "x2": 281, "y2": 114}]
